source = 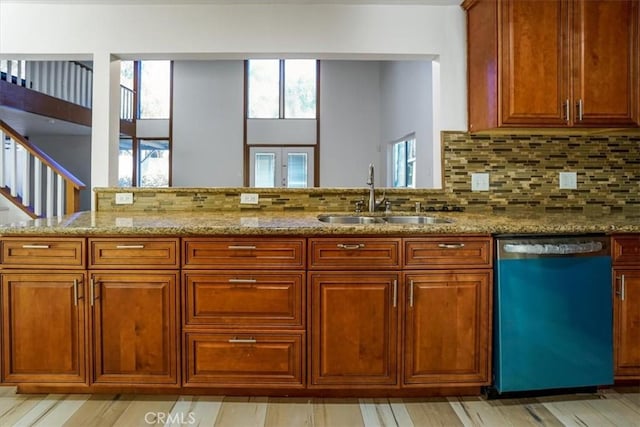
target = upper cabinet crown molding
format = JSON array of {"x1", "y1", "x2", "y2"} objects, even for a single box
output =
[{"x1": 464, "y1": 0, "x2": 640, "y2": 132}]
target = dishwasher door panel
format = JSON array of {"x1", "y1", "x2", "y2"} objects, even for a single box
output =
[{"x1": 494, "y1": 255, "x2": 613, "y2": 393}]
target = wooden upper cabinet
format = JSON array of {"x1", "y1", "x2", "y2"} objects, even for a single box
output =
[
  {"x1": 500, "y1": 0, "x2": 569, "y2": 127},
  {"x1": 465, "y1": 0, "x2": 639, "y2": 131},
  {"x1": 573, "y1": 0, "x2": 638, "y2": 126}
]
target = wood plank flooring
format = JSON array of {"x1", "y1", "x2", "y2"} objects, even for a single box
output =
[{"x1": 0, "y1": 386, "x2": 637, "y2": 427}]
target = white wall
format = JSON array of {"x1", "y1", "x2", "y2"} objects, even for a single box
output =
[
  {"x1": 0, "y1": 2, "x2": 466, "y2": 204},
  {"x1": 30, "y1": 135, "x2": 93, "y2": 211},
  {"x1": 172, "y1": 60, "x2": 244, "y2": 186},
  {"x1": 380, "y1": 60, "x2": 434, "y2": 188},
  {"x1": 320, "y1": 61, "x2": 382, "y2": 187}
]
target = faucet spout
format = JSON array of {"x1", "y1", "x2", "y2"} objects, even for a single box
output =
[{"x1": 367, "y1": 163, "x2": 375, "y2": 212}]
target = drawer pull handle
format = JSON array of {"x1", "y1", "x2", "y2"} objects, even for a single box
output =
[
  {"x1": 228, "y1": 278, "x2": 257, "y2": 284},
  {"x1": 228, "y1": 245, "x2": 257, "y2": 250},
  {"x1": 438, "y1": 243, "x2": 465, "y2": 249},
  {"x1": 228, "y1": 337, "x2": 257, "y2": 344},
  {"x1": 337, "y1": 243, "x2": 365, "y2": 250},
  {"x1": 115, "y1": 244, "x2": 145, "y2": 249},
  {"x1": 22, "y1": 244, "x2": 50, "y2": 249}
]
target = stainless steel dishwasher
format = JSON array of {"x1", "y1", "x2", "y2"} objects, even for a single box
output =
[{"x1": 491, "y1": 234, "x2": 613, "y2": 396}]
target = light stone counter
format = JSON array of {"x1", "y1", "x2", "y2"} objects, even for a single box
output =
[{"x1": 0, "y1": 210, "x2": 638, "y2": 236}]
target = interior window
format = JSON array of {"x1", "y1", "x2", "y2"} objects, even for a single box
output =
[
  {"x1": 139, "y1": 60, "x2": 171, "y2": 119},
  {"x1": 392, "y1": 136, "x2": 416, "y2": 188},
  {"x1": 247, "y1": 59, "x2": 317, "y2": 119}
]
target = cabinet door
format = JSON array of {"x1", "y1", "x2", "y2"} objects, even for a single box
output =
[
  {"x1": 573, "y1": 0, "x2": 639, "y2": 126},
  {"x1": 613, "y1": 269, "x2": 640, "y2": 378},
  {"x1": 1, "y1": 272, "x2": 86, "y2": 383},
  {"x1": 404, "y1": 271, "x2": 491, "y2": 385},
  {"x1": 91, "y1": 272, "x2": 179, "y2": 385},
  {"x1": 500, "y1": 0, "x2": 570, "y2": 127},
  {"x1": 310, "y1": 272, "x2": 399, "y2": 386}
]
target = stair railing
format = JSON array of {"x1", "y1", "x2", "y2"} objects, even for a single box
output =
[
  {"x1": 0, "y1": 120, "x2": 85, "y2": 218},
  {"x1": 1, "y1": 60, "x2": 93, "y2": 108}
]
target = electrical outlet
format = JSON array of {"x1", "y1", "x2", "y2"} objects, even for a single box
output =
[
  {"x1": 471, "y1": 173, "x2": 490, "y2": 192},
  {"x1": 559, "y1": 172, "x2": 577, "y2": 189},
  {"x1": 240, "y1": 193, "x2": 259, "y2": 204},
  {"x1": 115, "y1": 192, "x2": 134, "y2": 204}
]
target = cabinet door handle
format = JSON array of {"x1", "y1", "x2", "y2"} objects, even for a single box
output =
[
  {"x1": 228, "y1": 337, "x2": 257, "y2": 344},
  {"x1": 617, "y1": 275, "x2": 626, "y2": 301},
  {"x1": 392, "y1": 279, "x2": 397, "y2": 308},
  {"x1": 115, "y1": 244, "x2": 145, "y2": 249},
  {"x1": 227, "y1": 245, "x2": 257, "y2": 250},
  {"x1": 438, "y1": 243, "x2": 465, "y2": 249},
  {"x1": 409, "y1": 280, "x2": 414, "y2": 308},
  {"x1": 337, "y1": 243, "x2": 365, "y2": 250},
  {"x1": 228, "y1": 278, "x2": 257, "y2": 284},
  {"x1": 90, "y1": 279, "x2": 95, "y2": 306},
  {"x1": 577, "y1": 99, "x2": 583, "y2": 121},
  {"x1": 22, "y1": 244, "x2": 50, "y2": 249},
  {"x1": 564, "y1": 99, "x2": 570, "y2": 122},
  {"x1": 73, "y1": 279, "x2": 79, "y2": 306}
]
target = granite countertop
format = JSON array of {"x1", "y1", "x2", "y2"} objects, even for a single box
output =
[{"x1": 0, "y1": 210, "x2": 638, "y2": 236}]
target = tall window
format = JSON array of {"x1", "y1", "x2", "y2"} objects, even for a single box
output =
[
  {"x1": 247, "y1": 59, "x2": 317, "y2": 119},
  {"x1": 139, "y1": 60, "x2": 171, "y2": 119},
  {"x1": 391, "y1": 136, "x2": 416, "y2": 188},
  {"x1": 119, "y1": 60, "x2": 172, "y2": 187}
]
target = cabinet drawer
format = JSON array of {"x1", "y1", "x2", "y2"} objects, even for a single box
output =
[
  {"x1": 183, "y1": 271, "x2": 304, "y2": 328},
  {"x1": 1, "y1": 237, "x2": 85, "y2": 269},
  {"x1": 308, "y1": 238, "x2": 401, "y2": 269},
  {"x1": 183, "y1": 332, "x2": 304, "y2": 387},
  {"x1": 89, "y1": 238, "x2": 179, "y2": 269},
  {"x1": 404, "y1": 237, "x2": 492, "y2": 269},
  {"x1": 183, "y1": 238, "x2": 305, "y2": 269},
  {"x1": 612, "y1": 235, "x2": 640, "y2": 265}
]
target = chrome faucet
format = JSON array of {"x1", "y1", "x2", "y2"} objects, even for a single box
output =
[{"x1": 366, "y1": 163, "x2": 386, "y2": 212}]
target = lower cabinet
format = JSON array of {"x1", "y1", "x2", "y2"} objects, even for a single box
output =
[
  {"x1": 1, "y1": 271, "x2": 87, "y2": 384},
  {"x1": 90, "y1": 271, "x2": 180, "y2": 386},
  {"x1": 404, "y1": 271, "x2": 492, "y2": 386},
  {"x1": 184, "y1": 332, "x2": 305, "y2": 387},
  {"x1": 310, "y1": 272, "x2": 400, "y2": 387}
]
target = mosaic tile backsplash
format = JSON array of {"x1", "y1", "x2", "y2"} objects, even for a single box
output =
[{"x1": 96, "y1": 132, "x2": 639, "y2": 214}]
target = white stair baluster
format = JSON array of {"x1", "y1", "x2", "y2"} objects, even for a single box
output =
[
  {"x1": 9, "y1": 138, "x2": 16, "y2": 197},
  {"x1": 22, "y1": 150, "x2": 30, "y2": 207},
  {"x1": 6, "y1": 60, "x2": 13, "y2": 82},
  {"x1": 46, "y1": 166, "x2": 54, "y2": 218},
  {"x1": 57, "y1": 175, "x2": 64, "y2": 216},
  {"x1": 75, "y1": 65, "x2": 81, "y2": 105},
  {"x1": 69, "y1": 63, "x2": 76, "y2": 104},
  {"x1": 87, "y1": 70, "x2": 92, "y2": 107},
  {"x1": 25, "y1": 61, "x2": 32, "y2": 89},
  {"x1": 80, "y1": 67, "x2": 87, "y2": 106},
  {"x1": 32, "y1": 62, "x2": 41, "y2": 92},
  {"x1": 62, "y1": 61, "x2": 70, "y2": 102},
  {"x1": 0, "y1": 131, "x2": 5, "y2": 188},
  {"x1": 33, "y1": 158, "x2": 42, "y2": 216}
]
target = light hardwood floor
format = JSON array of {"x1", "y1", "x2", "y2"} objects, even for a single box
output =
[{"x1": 0, "y1": 386, "x2": 638, "y2": 427}]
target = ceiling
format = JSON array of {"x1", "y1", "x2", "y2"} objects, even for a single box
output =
[{"x1": 0, "y1": 106, "x2": 91, "y2": 137}]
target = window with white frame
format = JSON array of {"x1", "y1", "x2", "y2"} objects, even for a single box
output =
[{"x1": 391, "y1": 136, "x2": 416, "y2": 188}]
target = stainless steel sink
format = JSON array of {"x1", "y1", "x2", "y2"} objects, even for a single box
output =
[
  {"x1": 383, "y1": 215, "x2": 453, "y2": 224},
  {"x1": 317, "y1": 215, "x2": 452, "y2": 225},
  {"x1": 317, "y1": 215, "x2": 386, "y2": 224}
]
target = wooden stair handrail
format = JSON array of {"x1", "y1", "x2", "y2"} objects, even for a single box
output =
[{"x1": 0, "y1": 119, "x2": 86, "y2": 190}]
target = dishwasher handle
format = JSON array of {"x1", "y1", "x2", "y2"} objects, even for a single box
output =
[{"x1": 498, "y1": 236, "x2": 610, "y2": 259}]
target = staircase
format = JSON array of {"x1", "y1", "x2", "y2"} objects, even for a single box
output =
[{"x1": 0, "y1": 120, "x2": 85, "y2": 219}]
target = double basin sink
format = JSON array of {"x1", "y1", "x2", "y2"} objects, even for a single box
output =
[{"x1": 317, "y1": 214, "x2": 453, "y2": 225}]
